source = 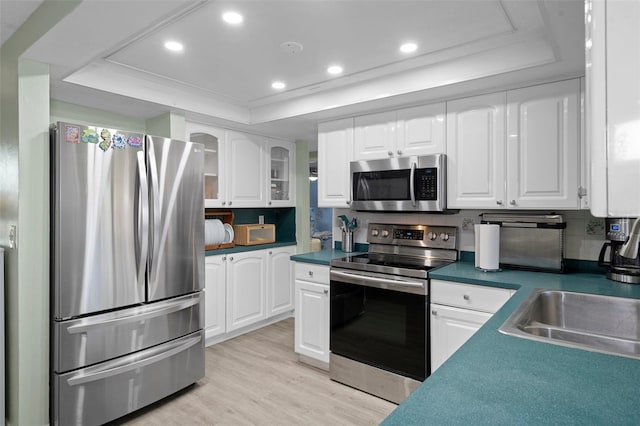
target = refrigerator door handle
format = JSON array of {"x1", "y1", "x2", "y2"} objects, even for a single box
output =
[
  {"x1": 136, "y1": 151, "x2": 149, "y2": 289},
  {"x1": 65, "y1": 333, "x2": 202, "y2": 386},
  {"x1": 65, "y1": 293, "x2": 201, "y2": 334},
  {"x1": 147, "y1": 141, "x2": 161, "y2": 274}
]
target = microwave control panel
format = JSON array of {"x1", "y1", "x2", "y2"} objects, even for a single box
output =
[{"x1": 416, "y1": 168, "x2": 437, "y2": 200}]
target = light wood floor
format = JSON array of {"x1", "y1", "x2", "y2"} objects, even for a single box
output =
[{"x1": 116, "y1": 318, "x2": 397, "y2": 425}]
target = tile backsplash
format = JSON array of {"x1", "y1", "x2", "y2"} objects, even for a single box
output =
[{"x1": 332, "y1": 208, "x2": 606, "y2": 261}]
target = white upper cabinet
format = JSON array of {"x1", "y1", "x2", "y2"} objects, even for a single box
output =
[
  {"x1": 396, "y1": 103, "x2": 446, "y2": 157},
  {"x1": 506, "y1": 79, "x2": 580, "y2": 209},
  {"x1": 187, "y1": 124, "x2": 227, "y2": 208},
  {"x1": 267, "y1": 139, "x2": 296, "y2": 207},
  {"x1": 354, "y1": 111, "x2": 397, "y2": 160},
  {"x1": 187, "y1": 123, "x2": 294, "y2": 208},
  {"x1": 318, "y1": 118, "x2": 354, "y2": 208},
  {"x1": 447, "y1": 80, "x2": 581, "y2": 210},
  {"x1": 446, "y1": 92, "x2": 506, "y2": 209},
  {"x1": 226, "y1": 131, "x2": 265, "y2": 208},
  {"x1": 353, "y1": 103, "x2": 445, "y2": 160},
  {"x1": 587, "y1": 0, "x2": 640, "y2": 217}
]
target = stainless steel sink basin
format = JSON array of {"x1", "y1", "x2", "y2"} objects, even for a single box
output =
[{"x1": 499, "y1": 289, "x2": 640, "y2": 359}]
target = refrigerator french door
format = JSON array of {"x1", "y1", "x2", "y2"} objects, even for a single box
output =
[{"x1": 50, "y1": 122, "x2": 205, "y2": 426}]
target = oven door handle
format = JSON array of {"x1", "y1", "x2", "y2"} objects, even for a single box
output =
[
  {"x1": 410, "y1": 161, "x2": 417, "y2": 207},
  {"x1": 331, "y1": 270, "x2": 426, "y2": 294}
]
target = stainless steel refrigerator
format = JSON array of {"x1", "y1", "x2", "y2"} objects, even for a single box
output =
[{"x1": 50, "y1": 122, "x2": 205, "y2": 425}]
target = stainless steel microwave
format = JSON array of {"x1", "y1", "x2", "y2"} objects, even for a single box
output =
[{"x1": 350, "y1": 154, "x2": 447, "y2": 212}]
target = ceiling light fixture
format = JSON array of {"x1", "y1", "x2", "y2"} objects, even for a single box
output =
[
  {"x1": 272, "y1": 81, "x2": 286, "y2": 90},
  {"x1": 400, "y1": 42, "x2": 418, "y2": 53},
  {"x1": 327, "y1": 65, "x2": 343, "y2": 75},
  {"x1": 222, "y1": 11, "x2": 243, "y2": 25},
  {"x1": 164, "y1": 41, "x2": 184, "y2": 52}
]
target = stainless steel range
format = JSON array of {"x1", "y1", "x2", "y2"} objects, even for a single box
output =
[{"x1": 329, "y1": 223, "x2": 458, "y2": 404}]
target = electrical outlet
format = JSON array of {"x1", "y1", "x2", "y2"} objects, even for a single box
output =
[
  {"x1": 258, "y1": 215, "x2": 265, "y2": 224},
  {"x1": 462, "y1": 218, "x2": 475, "y2": 231},
  {"x1": 586, "y1": 218, "x2": 605, "y2": 236}
]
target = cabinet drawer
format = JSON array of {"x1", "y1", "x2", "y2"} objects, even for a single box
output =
[
  {"x1": 294, "y1": 262, "x2": 329, "y2": 284},
  {"x1": 430, "y1": 279, "x2": 512, "y2": 313}
]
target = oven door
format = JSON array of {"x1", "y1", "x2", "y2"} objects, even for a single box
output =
[
  {"x1": 329, "y1": 268, "x2": 429, "y2": 381},
  {"x1": 350, "y1": 155, "x2": 445, "y2": 211}
]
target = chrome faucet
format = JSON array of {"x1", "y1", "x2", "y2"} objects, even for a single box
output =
[{"x1": 619, "y1": 217, "x2": 640, "y2": 259}]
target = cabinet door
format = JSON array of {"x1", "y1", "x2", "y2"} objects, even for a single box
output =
[
  {"x1": 186, "y1": 123, "x2": 226, "y2": 208},
  {"x1": 506, "y1": 79, "x2": 580, "y2": 209},
  {"x1": 430, "y1": 303, "x2": 491, "y2": 372},
  {"x1": 226, "y1": 131, "x2": 265, "y2": 207},
  {"x1": 396, "y1": 103, "x2": 445, "y2": 157},
  {"x1": 354, "y1": 111, "x2": 397, "y2": 160},
  {"x1": 267, "y1": 139, "x2": 296, "y2": 207},
  {"x1": 204, "y1": 255, "x2": 226, "y2": 340},
  {"x1": 267, "y1": 246, "x2": 296, "y2": 317},
  {"x1": 294, "y1": 280, "x2": 329, "y2": 363},
  {"x1": 318, "y1": 118, "x2": 354, "y2": 207},
  {"x1": 446, "y1": 93, "x2": 506, "y2": 209},
  {"x1": 226, "y1": 251, "x2": 266, "y2": 332}
]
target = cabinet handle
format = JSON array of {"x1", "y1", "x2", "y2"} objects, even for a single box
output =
[
  {"x1": 387, "y1": 150, "x2": 394, "y2": 156},
  {"x1": 509, "y1": 200, "x2": 516, "y2": 206},
  {"x1": 431, "y1": 310, "x2": 437, "y2": 316},
  {"x1": 397, "y1": 150, "x2": 402, "y2": 155},
  {"x1": 496, "y1": 200, "x2": 503, "y2": 206},
  {"x1": 463, "y1": 294, "x2": 470, "y2": 301},
  {"x1": 324, "y1": 289, "x2": 329, "y2": 295}
]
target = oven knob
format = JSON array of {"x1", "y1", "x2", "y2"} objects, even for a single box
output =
[
  {"x1": 440, "y1": 233, "x2": 450, "y2": 241},
  {"x1": 427, "y1": 232, "x2": 437, "y2": 241},
  {"x1": 381, "y1": 230, "x2": 390, "y2": 238},
  {"x1": 371, "y1": 229, "x2": 379, "y2": 237}
]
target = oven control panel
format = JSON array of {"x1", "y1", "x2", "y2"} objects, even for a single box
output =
[{"x1": 367, "y1": 223, "x2": 457, "y2": 249}]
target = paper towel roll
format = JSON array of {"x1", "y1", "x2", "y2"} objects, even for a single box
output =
[{"x1": 475, "y1": 224, "x2": 501, "y2": 271}]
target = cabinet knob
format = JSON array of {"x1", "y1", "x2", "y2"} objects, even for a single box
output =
[
  {"x1": 388, "y1": 150, "x2": 394, "y2": 156},
  {"x1": 268, "y1": 201, "x2": 272, "y2": 206},
  {"x1": 222, "y1": 256, "x2": 226, "y2": 261},
  {"x1": 463, "y1": 294, "x2": 470, "y2": 301},
  {"x1": 431, "y1": 310, "x2": 438, "y2": 316},
  {"x1": 397, "y1": 150, "x2": 402, "y2": 155},
  {"x1": 324, "y1": 289, "x2": 329, "y2": 295},
  {"x1": 222, "y1": 201, "x2": 226, "y2": 206},
  {"x1": 509, "y1": 200, "x2": 516, "y2": 206},
  {"x1": 228, "y1": 201, "x2": 232, "y2": 206},
  {"x1": 496, "y1": 200, "x2": 503, "y2": 206},
  {"x1": 269, "y1": 251, "x2": 272, "y2": 255},
  {"x1": 346, "y1": 200, "x2": 351, "y2": 205},
  {"x1": 229, "y1": 256, "x2": 234, "y2": 261},
  {"x1": 308, "y1": 271, "x2": 313, "y2": 276}
]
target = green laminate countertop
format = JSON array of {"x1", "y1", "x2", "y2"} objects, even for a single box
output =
[
  {"x1": 383, "y1": 261, "x2": 640, "y2": 425},
  {"x1": 290, "y1": 248, "x2": 366, "y2": 265}
]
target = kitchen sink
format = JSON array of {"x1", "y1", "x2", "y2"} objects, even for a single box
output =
[{"x1": 499, "y1": 289, "x2": 640, "y2": 360}]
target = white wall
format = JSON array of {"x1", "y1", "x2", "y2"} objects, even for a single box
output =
[{"x1": 333, "y1": 208, "x2": 605, "y2": 261}]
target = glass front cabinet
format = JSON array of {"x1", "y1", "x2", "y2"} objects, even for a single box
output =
[
  {"x1": 268, "y1": 140, "x2": 296, "y2": 207},
  {"x1": 187, "y1": 124, "x2": 227, "y2": 208}
]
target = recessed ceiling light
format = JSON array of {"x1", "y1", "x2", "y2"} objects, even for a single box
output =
[
  {"x1": 327, "y1": 65, "x2": 343, "y2": 75},
  {"x1": 164, "y1": 41, "x2": 184, "y2": 52},
  {"x1": 272, "y1": 81, "x2": 286, "y2": 90},
  {"x1": 400, "y1": 42, "x2": 417, "y2": 53},
  {"x1": 222, "y1": 11, "x2": 243, "y2": 25}
]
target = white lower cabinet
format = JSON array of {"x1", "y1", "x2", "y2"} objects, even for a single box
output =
[
  {"x1": 204, "y1": 246, "x2": 295, "y2": 343},
  {"x1": 430, "y1": 280, "x2": 514, "y2": 372},
  {"x1": 294, "y1": 262, "x2": 330, "y2": 366}
]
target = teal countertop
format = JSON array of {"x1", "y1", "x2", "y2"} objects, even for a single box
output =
[
  {"x1": 384, "y1": 262, "x2": 640, "y2": 425},
  {"x1": 205, "y1": 241, "x2": 295, "y2": 256},
  {"x1": 290, "y1": 248, "x2": 366, "y2": 265}
]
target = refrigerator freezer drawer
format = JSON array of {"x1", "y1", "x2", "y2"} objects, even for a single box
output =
[
  {"x1": 54, "y1": 292, "x2": 203, "y2": 373},
  {"x1": 53, "y1": 329, "x2": 204, "y2": 426}
]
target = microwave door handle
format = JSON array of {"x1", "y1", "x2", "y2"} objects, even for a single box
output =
[{"x1": 410, "y1": 161, "x2": 417, "y2": 207}]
